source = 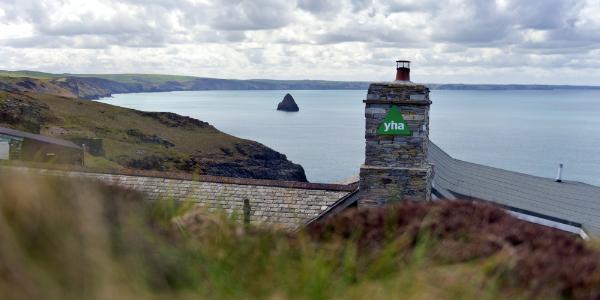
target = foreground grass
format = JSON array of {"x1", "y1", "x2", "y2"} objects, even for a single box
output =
[{"x1": 1, "y1": 173, "x2": 599, "y2": 300}]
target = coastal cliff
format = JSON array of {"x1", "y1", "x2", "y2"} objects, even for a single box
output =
[{"x1": 0, "y1": 90, "x2": 307, "y2": 181}]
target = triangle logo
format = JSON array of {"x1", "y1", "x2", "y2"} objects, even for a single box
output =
[{"x1": 377, "y1": 105, "x2": 412, "y2": 136}]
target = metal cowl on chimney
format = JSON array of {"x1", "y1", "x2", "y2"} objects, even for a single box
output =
[{"x1": 395, "y1": 60, "x2": 410, "y2": 81}]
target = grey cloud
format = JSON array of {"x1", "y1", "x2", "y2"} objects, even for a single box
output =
[
  {"x1": 1, "y1": 35, "x2": 112, "y2": 49},
  {"x1": 190, "y1": 30, "x2": 248, "y2": 43},
  {"x1": 246, "y1": 48, "x2": 265, "y2": 64},
  {"x1": 350, "y1": 0, "x2": 373, "y2": 11},
  {"x1": 38, "y1": 14, "x2": 152, "y2": 36},
  {"x1": 297, "y1": 0, "x2": 340, "y2": 14},
  {"x1": 208, "y1": 0, "x2": 295, "y2": 30},
  {"x1": 426, "y1": 0, "x2": 597, "y2": 49},
  {"x1": 1, "y1": 0, "x2": 600, "y2": 84},
  {"x1": 1, "y1": 31, "x2": 180, "y2": 49},
  {"x1": 315, "y1": 21, "x2": 425, "y2": 45},
  {"x1": 383, "y1": 0, "x2": 441, "y2": 13},
  {"x1": 429, "y1": 1, "x2": 513, "y2": 44},
  {"x1": 297, "y1": 0, "x2": 374, "y2": 16},
  {"x1": 508, "y1": 0, "x2": 581, "y2": 30},
  {"x1": 0, "y1": 0, "x2": 45, "y2": 23}
]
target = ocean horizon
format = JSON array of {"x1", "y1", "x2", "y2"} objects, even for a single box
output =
[{"x1": 99, "y1": 89, "x2": 600, "y2": 186}]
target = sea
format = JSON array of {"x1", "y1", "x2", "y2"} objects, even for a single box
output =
[{"x1": 98, "y1": 89, "x2": 600, "y2": 186}]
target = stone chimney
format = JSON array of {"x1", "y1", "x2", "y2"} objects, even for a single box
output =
[{"x1": 358, "y1": 60, "x2": 433, "y2": 206}]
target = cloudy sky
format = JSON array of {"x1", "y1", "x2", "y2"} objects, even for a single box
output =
[{"x1": 1, "y1": 0, "x2": 600, "y2": 84}]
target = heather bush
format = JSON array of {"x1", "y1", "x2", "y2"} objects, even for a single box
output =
[{"x1": 307, "y1": 201, "x2": 600, "y2": 299}]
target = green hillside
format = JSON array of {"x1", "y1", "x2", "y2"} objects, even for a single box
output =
[{"x1": 0, "y1": 90, "x2": 307, "y2": 180}]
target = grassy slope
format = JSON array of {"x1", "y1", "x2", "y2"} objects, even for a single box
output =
[
  {"x1": 0, "y1": 90, "x2": 249, "y2": 170},
  {"x1": 36, "y1": 92, "x2": 236, "y2": 152}
]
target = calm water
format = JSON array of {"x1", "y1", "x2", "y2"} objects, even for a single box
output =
[{"x1": 99, "y1": 89, "x2": 600, "y2": 186}]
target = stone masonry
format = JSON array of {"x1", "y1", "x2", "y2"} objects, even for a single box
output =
[
  {"x1": 3, "y1": 165, "x2": 353, "y2": 229},
  {"x1": 358, "y1": 82, "x2": 433, "y2": 206}
]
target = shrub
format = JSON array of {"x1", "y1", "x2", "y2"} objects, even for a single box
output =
[{"x1": 307, "y1": 201, "x2": 600, "y2": 299}]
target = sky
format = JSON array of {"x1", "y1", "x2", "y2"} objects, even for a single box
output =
[{"x1": 1, "y1": 0, "x2": 600, "y2": 84}]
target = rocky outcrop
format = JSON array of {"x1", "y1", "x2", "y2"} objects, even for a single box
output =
[
  {"x1": 125, "y1": 129, "x2": 175, "y2": 148},
  {"x1": 0, "y1": 93, "x2": 52, "y2": 133},
  {"x1": 121, "y1": 143, "x2": 307, "y2": 182},
  {"x1": 50, "y1": 77, "x2": 118, "y2": 99},
  {"x1": 198, "y1": 142, "x2": 307, "y2": 181},
  {"x1": 166, "y1": 142, "x2": 307, "y2": 181},
  {"x1": 137, "y1": 111, "x2": 211, "y2": 129},
  {"x1": 277, "y1": 93, "x2": 299, "y2": 112}
]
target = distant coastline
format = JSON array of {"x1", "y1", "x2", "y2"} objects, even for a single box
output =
[{"x1": 2, "y1": 69, "x2": 600, "y2": 101}]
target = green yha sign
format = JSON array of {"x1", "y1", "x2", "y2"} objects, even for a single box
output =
[{"x1": 377, "y1": 105, "x2": 412, "y2": 136}]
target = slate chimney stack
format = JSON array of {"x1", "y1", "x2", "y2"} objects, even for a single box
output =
[{"x1": 358, "y1": 60, "x2": 433, "y2": 206}]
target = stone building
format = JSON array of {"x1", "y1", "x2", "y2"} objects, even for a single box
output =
[{"x1": 0, "y1": 127, "x2": 83, "y2": 165}]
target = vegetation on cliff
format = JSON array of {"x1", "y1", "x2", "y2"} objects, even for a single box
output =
[
  {"x1": 1, "y1": 172, "x2": 599, "y2": 300},
  {"x1": 0, "y1": 90, "x2": 306, "y2": 181}
]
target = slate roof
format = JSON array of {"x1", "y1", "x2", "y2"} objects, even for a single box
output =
[
  {"x1": 0, "y1": 127, "x2": 82, "y2": 150},
  {"x1": 1, "y1": 163, "x2": 355, "y2": 229},
  {"x1": 311, "y1": 142, "x2": 600, "y2": 236},
  {"x1": 429, "y1": 142, "x2": 600, "y2": 235}
]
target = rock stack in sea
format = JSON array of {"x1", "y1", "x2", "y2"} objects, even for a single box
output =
[{"x1": 277, "y1": 93, "x2": 299, "y2": 112}]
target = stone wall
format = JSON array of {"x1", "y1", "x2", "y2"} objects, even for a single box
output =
[
  {"x1": 3, "y1": 165, "x2": 353, "y2": 229},
  {"x1": 359, "y1": 82, "x2": 433, "y2": 206}
]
